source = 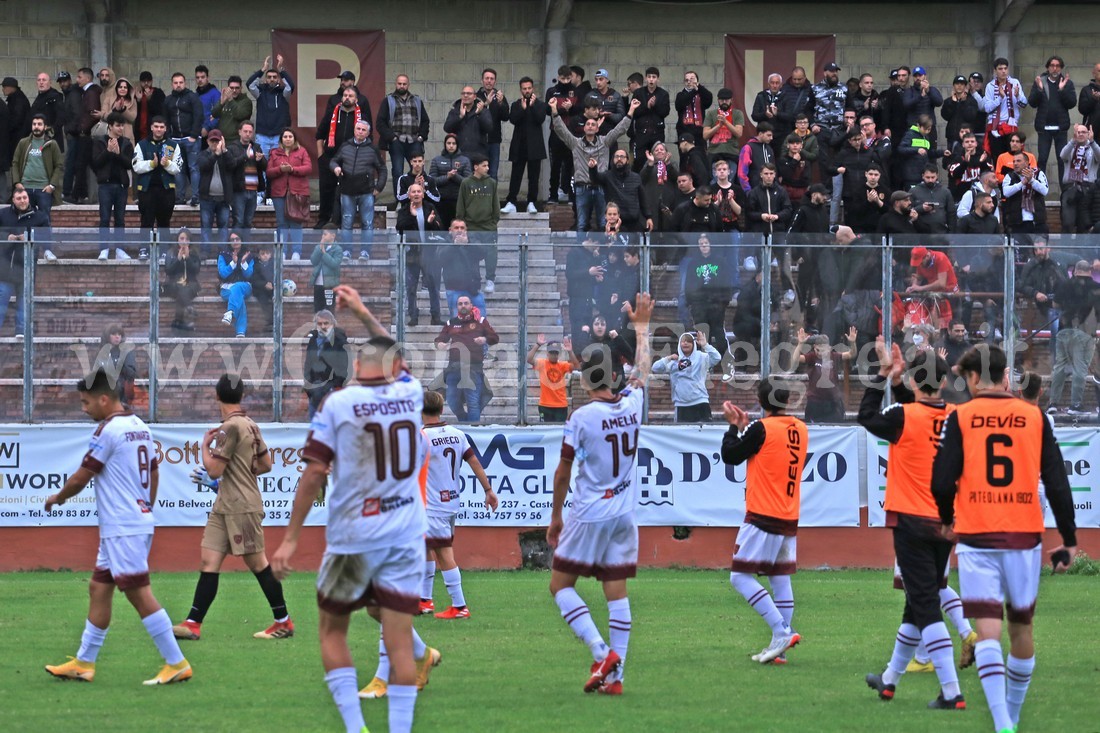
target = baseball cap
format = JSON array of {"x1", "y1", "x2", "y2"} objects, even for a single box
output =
[
  {"x1": 546, "y1": 341, "x2": 563, "y2": 352},
  {"x1": 953, "y1": 75, "x2": 967, "y2": 85},
  {"x1": 889, "y1": 69, "x2": 899, "y2": 80},
  {"x1": 717, "y1": 87, "x2": 733, "y2": 99},
  {"x1": 910, "y1": 246, "x2": 929, "y2": 266},
  {"x1": 890, "y1": 190, "x2": 911, "y2": 203},
  {"x1": 1074, "y1": 259, "x2": 1092, "y2": 275},
  {"x1": 913, "y1": 66, "x2": 927, "y2": 76},
  {"x1": 338, "y1": 70, "x2": 356, "y2": 81},
  {"x1": 807, "y1": 183, "x2": 828, "y2": 196},
  {"x1": 824, "y1": 62, "x2": 841, "y2": 72},
  {"x1": 677, "y1": 132, "x2": 694, "y2": 143},
  {"x1": 969, "y1": 72, "x2": 984, "y2": 82},
  {"x1": 207, "y1": 129, "x2": 224, "y2": 141},
  {"x1": 595, "y1": 68, "x2": 609, "y2": 79},
  {"x1": 1, "y1": 77, "x2": 19, "y2": 88},
  {"x1": 56, "y1": 71, "x2": 71, "y2": 82}
]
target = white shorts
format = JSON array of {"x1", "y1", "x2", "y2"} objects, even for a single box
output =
[
  {"x1": 893, "y1": 555, "x2": 951, "y2": 591},
  {"x1": 316, "y1": 535, "x2": 425, "y2": 616},
  {"x1": 957, "y1": 546, "x2": 1042, "y2": 623},
  {"x1": 552, "y1": 513, "x2": 638, "y2": 581},
  {"x1": 426, "y1": 513, "x2": 457, "y2": 550},
  {"x1": 731, "y1": 523, "x2": 797, "y2": 576},
  {"x1": 92, "y1": 534, "x2": 154, "y2": 590}
]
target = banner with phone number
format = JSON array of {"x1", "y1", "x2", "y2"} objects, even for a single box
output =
[{"x1": 0, "y1": 424, "x2": 861, "y2": 528}]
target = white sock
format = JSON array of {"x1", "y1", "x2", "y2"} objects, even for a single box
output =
[
  {"x1": 914, "y1": 639, "x2": 931, "y2": 664},
  {"x1": 921, "y1": 622, "x2": 960, "y2": 698},
  {"x1": 976, "y1": 639, "x2": 1013, "y2": 731},
  {"x1": 387, "y1": 684, "x2": 418, "y2": 733},
  {"x1": 770, "y1": 575, "x2": 794, "y2": 629},
  {"x1": 554, "y1": 587, "x2": 608, "y2": 661},
  {"x1": 411, "y1": 627, "x2": 427, "y2": 660},
  {"x1": 882, "y1": 622, "x2": 920, "y2": 686},
  {"x1": 442, "y1": 567, "x2": 466, "y2": 608},
  {"x1": 324, "y1": 667, "x2": 365, "y2": 733},
  {"x1": 939, "y1": 587, "x2": 972, "y2": 638},
  {"x1": 730, "y1": 572, "x2": 786, "y2": 635},
  {"x1": 1006, "y1": 654, "x2": 1035, "y2": 725},
  {"x1": 422, "y1": 561, "x2": 436, "y2": 599},
  {"x1": 77, "y1": 620, "x2": 108, "y2": 663},
  {"x1": 607, "y1": 597, "x2": 631, "y2": 682},
  {"x1": 141, "y1": 609, "x2": 185, "y2": 665},
  {"x1": 374, "y1": 631, "x2": 390, "y2": 682}
]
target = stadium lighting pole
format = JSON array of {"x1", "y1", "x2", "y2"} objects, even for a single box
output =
[
  {"x1": 22, "y1": 238, "x2": 35, "y2": 421},
  {"x1": 640, "y1": 233, "x2": 651, "y2": 422},
  {"x1": 1003, "y1": 234, "x2": 1016, "y2": 374},
  {"x1": 273, "y1": 236, "x2": 284, "y2": 422},
  {"x1": 149, "y1": 229, "x2": 160, "y2": 421},
  {"x1": 882, "y1": 235, "x2": 892, "y2": 405},
  {"x1": 518, "y1": 235, "x2": 529, "y2": 425},
  {"x1": 395, "y1": 234, "x2": 407, "y2": 346},
  {"x1": 760, "y1": 236, "x2": 773, "y2": 380}
]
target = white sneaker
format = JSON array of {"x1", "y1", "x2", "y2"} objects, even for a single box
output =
[
  {"x1": 722, "y1": 367, "x2": 737, "y2": 384},
  {"x1": 222, "y1": 311, "x2": 233, "y2": 326},
  {"x1": 290, "y1": 252, "x2": 301, "y2": 261},
  {"x1": 98, "y1": 249, "x2": 108, "y2": 260},
  {"x1": 526, "y1": 202, "x2": 538, "y2": 214},
  {"x1": 115, "y1": 249, "x2": 132, "y2": 261},
  {"x1": 757, "y1": 631, "x2": 801, "y2": 664},
  {"x1": 500, "y1": 202, "x2": 517, "y2": 214},
  {"x1": 557, "y1": 188, "x2": 571, "y2": 201},
  {"x1": 484, "y1": 280, "x2": 495, "y2": 294},
  {"x1": 43, "y1": 249, "x2": 57, "y2": 261}
]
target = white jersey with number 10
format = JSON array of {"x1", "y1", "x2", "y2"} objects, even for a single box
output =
[
  {"x1": 562, "y1": 386, "x2": 645, "y2": 523},
  {"x1": 423, "y1": 423, "x2": 473, "y2": 517},
  {"x1": 303, "y1": 374, "x2": 428, "y2": 554}
]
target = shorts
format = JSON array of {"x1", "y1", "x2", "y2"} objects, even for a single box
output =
[
  {"x1": 93, "y1": 534, "x2": 154, "y2": 590},
  {"x1": 957, "y1": 546, "x2": 1042, "y2": 623},
  {"x1": 731, "y1": 523, "x2": 797, "y2": 576},
  {"x1": 316, "y1": 535, "x2": 424, "y2": 616},
  {"x1": 552, "y1": 512, "x2": 638, "y2": 581},
  {"x1": 426, "y1": 513, "x2": 457, "y2": 550},
  {"x1": 201, "y1": 512, "x2": 266, "y2": 556},
  {"x1": 539, "y1": 405, "x2": 568, "y2": 423}
]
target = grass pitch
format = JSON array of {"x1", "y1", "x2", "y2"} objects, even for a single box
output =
[{"x1": 2, "y1": 568, "x2": 1097, "y2": 733}]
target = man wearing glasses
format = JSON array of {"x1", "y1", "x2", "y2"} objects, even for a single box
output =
[
  {"x1": 212, "y1": 76, "x2": 253, "y2": 145},
  {"x1": 1028, "y1": 56, "x2": 1076, "y2": 185}
]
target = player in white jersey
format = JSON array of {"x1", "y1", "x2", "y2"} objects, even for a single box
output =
[
  {"x1": 547, "y1": 292, "x2": 653, "y2": 696},
  {"x1": 44, "y1": 369, "x2": 192, "y2": 686},
  {"x1": 273, "y1": 286, "x2": 437, "y2": 733}
]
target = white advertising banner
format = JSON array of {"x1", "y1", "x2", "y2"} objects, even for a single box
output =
[{"x1": 0, "y1": 423, "x2": 863, "y2": 529}]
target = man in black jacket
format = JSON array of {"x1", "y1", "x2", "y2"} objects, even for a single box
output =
[
  {"x1": 30, "y1": 73, "x2": 66, "y2": 150},
  {"x1": 164, "y1": 72, "x2": 204, "y2": 205},
  {"x1": 0, "y1": 188, "x2": 47, "y2": 336},
  {"x1": 59, "y1": 71, "x2": 81, "y2": 199},
  {"x1": 316, "y1": 85, "x2": 368, "y2": 229},
  {"x1": 631, "y1": 67, "x2": 670, "y2": 172},
  {"x1": 877, "y1": 190, "x2": 918, "y2": 235},
  {"x1": 745, "y1": 165, "x2": 792, "y2": 235},
  {"x1": 330, "y1": 119, "x2": 387, "y2": 260},
  {"x1": 675, "y1": 71, "x2": 712, "y2": 148},
  {"x1": 502, "y1": 77, "x2": 547, "y2": 214},
  {"x1": 375, "y1": 74, "x2": 429, "y2": 195},
  {"x1": 303, "y1": 309, "x2": 349, "y2": 418},
  {"x1": 91, "y1": 113, "x2": 134, "y2": 244},
  {"x1": 444, "y1": 86, "x2": 492, "y2": 159},
  {"x1": 476, "y1": 69, "x2": 508, "y2": 179},
  {"x1": 591, "y1": 148, "x2": 650, "y2": 232},
  {"x1": 1029, "y1": 56, "x2": 1076, "y2": 185},
  {"x1": 197, "y1": 129, "x2": 244, "y2": 252}
]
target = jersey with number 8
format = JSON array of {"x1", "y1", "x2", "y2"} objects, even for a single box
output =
[
  {"x1": 303, "y1": 374, "x2": 428, "y2": 554},
  {"x1": 80, "y1": 413, "x2": 159, "y2": 538},
  {"x1": 562, "y1": 385, "x2": 645, "y2": 523}
]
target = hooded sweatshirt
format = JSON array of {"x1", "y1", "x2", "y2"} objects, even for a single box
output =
[{"x1": 651, "y1": 333, "x2": 720, "y2": 407}]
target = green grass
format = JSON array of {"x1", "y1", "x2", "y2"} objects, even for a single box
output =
[{"x1": 2, "y1": 569, "x2": 1097, "y2": 733}]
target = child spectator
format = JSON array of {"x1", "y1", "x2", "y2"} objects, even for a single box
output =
[
  {"x1": 310, "y1": 224, "x2": 343, "y2": 312},
  {"x1": 94, "y1": 322, "x2": 138, "y2": 407},
  {"x1": 526, "y1": 334, "x2": 578, "y2": 423},
  {"x1": 652, "y1": 331, "x2": 721, "y2": 422},
  {"x1": 250, "y1": 245, "x2": 275, "y2": 332}
]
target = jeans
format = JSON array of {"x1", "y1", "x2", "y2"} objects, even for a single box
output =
[
  {"x1": 405, "y1": 245, "x2": 441, "y2": 320},
  {"x1": 388, "y1": 139, "x2": 425, "y2": 194},
  {"x1": 232, "y1": 191, "x2": 257, "y2": 231},
  {"x1": 172, "y1": 137, "x2": 201, "y2": 201},
  {"x1": 256, "y1": 134, "x2": 280, "y2": 158},
  {"x1": 200, "y1": 200, "x2": 231, "y2": 250},
  {"x1": 1037, "y1": 128, "x2": 1068, "y2": 186},
  {"x1": 0, "y1": 281, "x2": 25, "y2": 334},
  {"x1": 340, "y1": 192, "x2": 375, "y2": 252},
  {"x1": 446, "y1": 290, "x2": 486, "y2": 318},
  {"x1": 63, "y1": 134, "x2": 79, "y2": 196},
  {"x1": 830, "y1": 173, "x2": 843, "y2": 226},
  {"x1": 25, "y1": 189, "x2": 54, "y2": 221},
  {"x1": 220, "y1": 281, "x2": 253, "y2": 336},
  {"x1": 272, "y1": 197, "x2": 303, "y2": 256},
  {"x1": 98, "y1": 183, "x2": 127, "y2": 230},
  {"x1": 574, "y1": 183, "x2": 605, "y2": 236},
  {"x1": 444, "y1": 362, "x2": 484, "y2": 423},
  {"x1": 1049, "y1": 326, "x2": 1095, "y2": 408},
  {"x1": 468, "y1": 230, "x2": 497, "y2": 283},
  {"x1": 486, "y1": 143, "x2": 501, "y2": 179}
]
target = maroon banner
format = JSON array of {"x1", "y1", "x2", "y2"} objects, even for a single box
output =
[
  {"x1": 724, "y1": 35, "x2": 836, "y2": 138},
  {"x1": 270, "y1": 29, "x2": 386, "y2": 165}
]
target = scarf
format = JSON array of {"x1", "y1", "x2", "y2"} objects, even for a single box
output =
[
  {"x1": 1019, "y1": 171, "x2": 1036, "y2": 214},
  {"x1": 327, "y1": 103, "x2": 361, "y2": 149},
  {"x1": 456, "y1": 305, "x2": 482, "y2": 322},
  {"x1": 1068, "y1": 144, "x2": 1089, "y2": 183},
  {"x1": 656, "y1": 159, "x2": 667, "y2": 185}
]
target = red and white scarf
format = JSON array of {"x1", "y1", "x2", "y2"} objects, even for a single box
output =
[{"x1": 327, "y1": 103, "x2": 362, "y2": 149}]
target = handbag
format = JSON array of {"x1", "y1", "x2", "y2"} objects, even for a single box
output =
[{"x1": 285, "y1": 193, "x2": 310, "y2": 223}]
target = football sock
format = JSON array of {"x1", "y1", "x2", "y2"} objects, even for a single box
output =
[
  {"x1": 187, "y1": 571, "x2": 219, "y2": 623},
  {"x1": 730, "y1": 572, "x2": 786, "y2": 635},
  {"x1": 76, "y1": 619, "x2": 108, "y2": 663},
  {"x1": 554, "y1": 587, "x2": 608, "y2": 660},
  {"x1": 1005, "y1": 654, "x2": 1035, "y2": 725},
  {"x1": 387, "y1": 684, "x2": 418, "y2": 733},
  {"x1": 253, "y1": 565, "x2": 289, "y2": 621},
  {"x1": 422, "y1": 561, "x2": 436, "y2": 599},
  {"x1": 914, "y1": 640, "x2": 931, "y2": 664},
  {"x1": 374, "y1": 632, "x2": 390, "y2": 682},
  {"x1": 770, "y1": 575, "x2": 794, "y2": 629},
  {"x1": 442, "y1": 568, "x2": 466, "y2": 608},
  {"x1": 607, "y1": 598, "x2": 631, "y2": 682},
  {"x1": 976, "y1": 639, "x2": 1013, "y2": 731},
  {"x1": 921, "y1": 621, "x2": 960, "y2": 698},
  {"x1": 411, "y1": 628, "x2": 427, "y2": 660},
  {"x1": 324, "y1": 667, "x2": 365, "y2": 733},
  {"x1": 882, "y1": 622, "x2": 920, "y2": 686},
  {"x1": 141, "y1": 608, "x2": 185, "y2": 665},
  {"x1": 939, "y1": 587, "x2": 972, "y2": 638}
]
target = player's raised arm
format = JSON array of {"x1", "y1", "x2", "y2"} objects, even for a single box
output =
[
  {"x1": 624, "y1": 292, "x2": 654, "y2": 384},
  {"x1": 333, "y1": 284, "x2": 389, "y2": 338}
]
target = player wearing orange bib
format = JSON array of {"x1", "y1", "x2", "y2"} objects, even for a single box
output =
[
  {"x1": 720, "y1": 378, "x2": 807, "y2": 665},
  {"x1": 859, "y1": 341, "x2": 967, "y2": 710},
  {"x1": 932, "y1": 345, "x2": 1077, "y2": 733}
]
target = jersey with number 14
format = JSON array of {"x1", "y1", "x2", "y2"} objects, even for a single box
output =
[
  {"x1": 80, "y1": 412, "x2": 159, "y2": 539},
  {"x1": 303, "y1": 374, "x2": 428, "y2": 554},
  {"x1": 423, "y1": 423, "x2": 473, "y2": 517},
  {"x1": 562, "y1": 385, "x2": 645, "y2": 523}
]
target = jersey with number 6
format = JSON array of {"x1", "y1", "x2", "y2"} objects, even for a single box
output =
[
  {"x1": 80, "y1": 412, "x2": 159, "y2": 538},
  {"x1": 423, "y1": 423, "x2": 473, "y2": 517},
  {"x1": 303, "y1": 374, "x2": 428, "y2": 554},
  {"x1": 562, "y1": 385, "x2": 645, "y2": 523}
]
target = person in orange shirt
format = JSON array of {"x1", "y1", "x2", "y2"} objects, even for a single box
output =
[
  {"x1": 720, "y1": 377, "x2": 808, "y2": 665},
  {"x1": 858, "y1": 339, "x2": 971, "y2": 710},
  {"x1": 932, "y1": 344, "x2": 1077, "y2": 733},
  {"x1": 527, "y1": 333, "x2": 579, "y2": 423},
  {"x1": 992, "y1": 131, "x2": 1037, "y2": 182}
]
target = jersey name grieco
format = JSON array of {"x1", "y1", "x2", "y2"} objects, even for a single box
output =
[
  {"x1": 80, "y1": 412, "x2": 159, "y2": 538},
  {"x1": 563, "y1": 386, "x2": 644, "y2": 522},
  {"x1": 423, "y1": 423, "x2": 473, "y2": 517},
  {"x1": 303, "y1": 375, "x2": 428, "y2": 553}
]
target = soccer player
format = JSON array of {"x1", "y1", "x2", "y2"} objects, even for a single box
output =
[
  {"x1": 273, "y1": 285, "x2": 438, "y2": 733},
  {"x1": 44, "y1": 369, "x2": 192, "y2": 686},
  {"x1": 546, "y1": 291, "x2": 654, "y2": 696},
  {"x1": 858, "y1": 340, "x2": 968, "y2": 709},
  {"x1": 719, "y1": 378, "x2": 807, "y2": 664},
  {"x1": 172, "y1": 374, "x2": 293, "y2": 642},
  {"x1": 932, "y1": 344, "x2": 1077, "y2": 733}
]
